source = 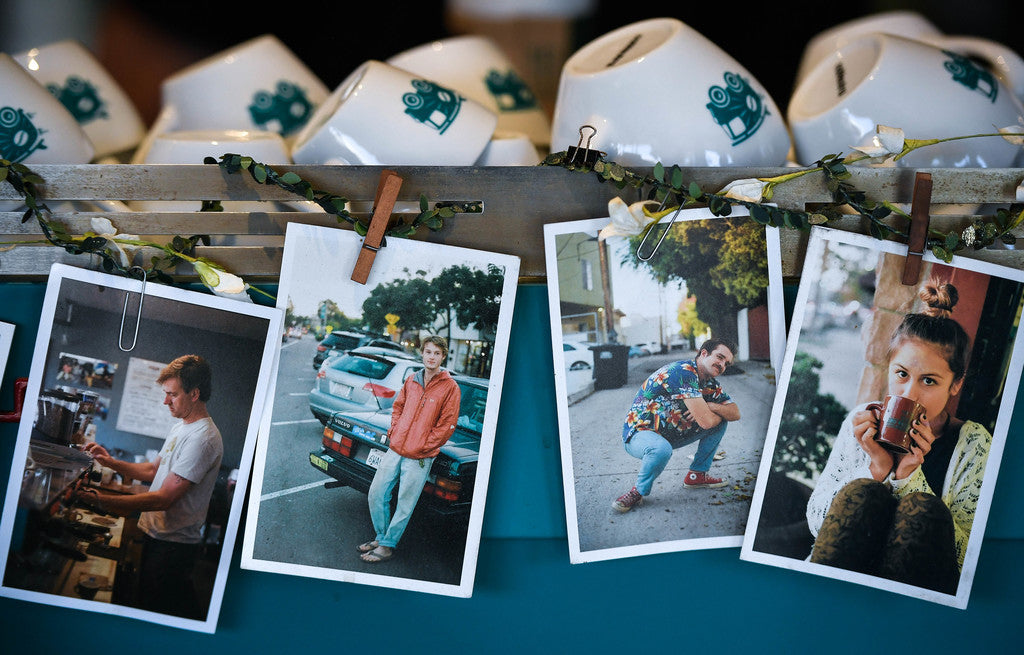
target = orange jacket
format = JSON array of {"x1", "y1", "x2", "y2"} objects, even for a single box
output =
[{"x1": 387, "y1": 369, "x2": 461, "y2": 459}]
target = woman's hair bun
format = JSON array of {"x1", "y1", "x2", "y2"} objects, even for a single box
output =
[{"x1": 919, "y1": 278, "x2": 958, "y2": 318}]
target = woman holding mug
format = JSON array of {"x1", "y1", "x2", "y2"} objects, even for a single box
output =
[{"x1": 805, "y1": 279, "x2": 991, "y2": 594}]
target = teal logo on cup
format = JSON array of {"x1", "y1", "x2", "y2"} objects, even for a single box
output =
[
  {"x1": 47, "y1": 76, "x2": 107, "y2": 124},
  {"x1": 943, "y1": 50, "x2": 998, "y2": 103},
  {"x1": 248, "y1": 81, "x2": 314, "y2": 136},
  {"x1": 705, "y1": 72, "x2": 768, "y2": 146},
  {"x1": 485, "y1": 69, "x2": 538, "y2": 111},
  {"x1": 403, "y1": 79, "x2": 463, "y2": 134},
  {"x1": 0, "y1": 106, "x2": 47, "y2": 163}
]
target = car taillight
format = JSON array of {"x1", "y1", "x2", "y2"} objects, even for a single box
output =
[
  {"x1": 317, "y1": 345, "x2": 327, "y2": 352},
  {"x1": 424, "y1": 479, "x2": 460, "y2": 501},
  {"x1": 363, "y1": 382, "x2": 396, "y2": 398},
  {"x1": 323, "y1": 427, "x2": 354, "y2": 457},
  {"x1": 316, "y1": 368, "x2": 326, "y2": 380}
]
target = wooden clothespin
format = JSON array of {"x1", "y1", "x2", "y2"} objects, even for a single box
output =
[
  {"x1": 351, "y1": 169, "x2": 403, "y2": 284},
  {"x1": 902, "y1": 172, "x2": 932, "y2": 285}
]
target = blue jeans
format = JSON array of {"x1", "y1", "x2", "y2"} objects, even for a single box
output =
[
  {"x1": 367, "y1": 449, "x2": 434, "y2": 548},
  {"x1": 624, "y1": 421, "x2": 728, "y2": 496}
]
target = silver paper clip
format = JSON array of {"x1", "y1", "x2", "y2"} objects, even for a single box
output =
[
  {"x1": 118, "y1": 267, "x2": 147, "y2": 352},
  {"x1": 635, "y1": 203, "x2": 684, "y2": 262}
]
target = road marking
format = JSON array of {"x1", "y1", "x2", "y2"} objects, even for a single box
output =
[
  {"x1": 261, "y1": 480, "x2": 326, "y2": 501},
  {"x1": 271, "y1": 418, "x2": 320, "y2": 426},
  {"x1": 288, "y1": 392, "x2": 309, "y2": 397}
]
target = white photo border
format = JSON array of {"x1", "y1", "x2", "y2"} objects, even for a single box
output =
[
  {"x1": 740, "y1": 226, "x2": 1024, "y2": 609},
  {"x1": 241, "y1": 223, "x2": 520, "y2": 598},
  {"x1": 0, "y1": 263, "x2": 284, "y2": 633},
  {"x1": 544, "y1": 208, "x2": 785, "y2": 564}
]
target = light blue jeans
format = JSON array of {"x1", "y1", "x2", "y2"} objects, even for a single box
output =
[
  {"x1": 367, "y1": 449, "x2": 434, "y2": 548},
  {"x1": 624, "y1": 421, "x2": 728, "y2": 496}
]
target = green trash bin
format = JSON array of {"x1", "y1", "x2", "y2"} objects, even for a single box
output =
[{"x1": 590, "y1": 344, "x2": 630, "y2": 390}]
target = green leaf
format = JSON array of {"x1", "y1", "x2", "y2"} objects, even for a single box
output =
[
  {"x1": 944, "y1": 232, "x2": 959, "y2": 251},
  {"x1": 438, "y1": 207, "x2": 455, "y2": 219},
  {"x1": 869, "y1": 222, "x2": 883, "y2": 240},
  {"x1": 0, "y1": 167, "x2": 7, "y2": 183},
  {"x1": 354, "y1": 221, "x2": 368, "y2": 236},
  {"x1": 279, "y1": 172, "x2": 302, "y2": 185},
  {"x1": 240, "y1": 156, "x2": 253, "y2": 170},
  {"x1": 653, "y1": 162, "x2": 665, "y2": 182},
  {"x1": 419, "y1": 194, "x2": 429, "y2": 213},
  {"x1": 671, "y1": 166, "x2": 683, "y2": 190},
  {"x1": 750, "y1": 204, "x2": 770, "y2": 225},
  {"x1": 253, "y1": 165, "x2": 268, "y2": 184},
  {"x1": 688, "y1": 181, "x2": 702, "y2": 199},
  {"x1": 931, "y1": 245, "x2": 952, "y2": 263},
  {"x1": 425, "y1": 216, "x2": 443, "y2": 230}
]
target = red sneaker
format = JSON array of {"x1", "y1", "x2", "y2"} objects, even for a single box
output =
[
  {"x1": 612, "y1": 486, "x2": 644, "y2": 512},
  {"x1": 684, "y1": 471, "x2": 727, "y2": 488}
]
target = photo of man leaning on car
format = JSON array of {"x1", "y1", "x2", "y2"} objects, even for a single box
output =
[{"x1": 357, "y1": 336, "x2": 461, "y2": 564}]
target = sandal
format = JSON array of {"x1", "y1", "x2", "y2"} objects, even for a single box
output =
[
  {"x1": 360, "y1": 546, "x2": 393, "y2": 563},
  {"x1": 357, "y1": 540, "x2": 379, "y2": 553}
]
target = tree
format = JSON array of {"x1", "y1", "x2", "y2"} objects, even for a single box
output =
[
  {"x1": 317, "y1": 299, "x2": 361, "y2": 332},
  {"x1": 361, "y1": 272, "x2": 438, "y2": 335},
  {"x1": 677, "y1": 295, "x2": 708, "y2": 350},
  {"x1": 627, "y1": 217, "x2": 768, "y2": 345},
  {"x1": 433, "y1": 264, "x2": 505, "y2": 339}
]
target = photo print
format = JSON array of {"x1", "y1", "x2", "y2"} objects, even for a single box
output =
[
  {"x1": 0, "y1": 264, "x2": 283, "y2": 632},
  {"x1": 544, "y1": 208, "x2": 785, "y2": 563},
  {"x1": 741, "y1": 227, "x2": 1024, "y2": 609},
  {"x1": 55, "y1": 353, "x2": 118, "y2": 389},
  {"x1": 242, "y1": 223, "x2": 519, "y2": 597},
  {"x1": 1, "y1": 320, "x2": 16, "y2": 384}
]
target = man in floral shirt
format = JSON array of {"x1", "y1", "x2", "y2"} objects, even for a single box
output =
[{"x1": 612, "y1": 338, "x2": 741, "y2": 512}]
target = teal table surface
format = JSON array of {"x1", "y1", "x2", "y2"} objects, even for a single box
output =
[{"x1": 1, "y1": 282, "x2": 1021, "y2": 649}]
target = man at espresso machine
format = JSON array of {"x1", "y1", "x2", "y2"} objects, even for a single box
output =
[{"x1": 76, "y1": 355, "x2": 222, "y2": 619}]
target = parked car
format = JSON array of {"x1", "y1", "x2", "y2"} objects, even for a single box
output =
[
  {"x1": 308, "y1": 346, "x2": 424, "y2": 425},
  {"x1": 628, "y1": 346, "x2": 646, "y2": 358},
  {"x1": 309, "y1": 374, "x2": 489, "y2": 518},
  {"x1": 312, "y1": 330, "x2": 406, "y2": 369},
  {"x1": 634, "y1": 341, "x2": 661, "y2": 355},
  {"x1": 562, "y1": 341, "x2": 595, "y2": 370}
]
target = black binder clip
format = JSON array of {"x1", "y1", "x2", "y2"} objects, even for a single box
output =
[{"x1": 566, "y1": 125, "x2": 605, "y2": 167}]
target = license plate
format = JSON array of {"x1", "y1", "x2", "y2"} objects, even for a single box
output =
[
  {"x1": 310, "y1": 453, "x2": 329, "y2": 471},
  {"x1": 329, "y1": 381, "x2": 353, "y2": 398},
  {"x1": 365, "y1": 449, "x2": 384, "y2": 469}
]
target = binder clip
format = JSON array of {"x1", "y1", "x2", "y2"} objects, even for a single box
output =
[
  {"x1": 566, "y1": 125, "x2": 605, "y2": 167},
  {"x1": 902, "y1": 172, "x2": 932, "y2": 286},
  {"x1": 351, "y1": 169, "x2": 403, "y2": 284},
  {"x1": 118, "y1": 266, "x2": 147, "y2": 352}
]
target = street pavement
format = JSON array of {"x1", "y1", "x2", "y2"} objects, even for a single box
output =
[{"x1": 567, "y1": 349, "x2": 777, "y2": 554}]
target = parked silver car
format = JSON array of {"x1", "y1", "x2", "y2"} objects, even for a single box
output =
[{"x1": 308, "y1": 346, "x2": 424, "y2": 425}]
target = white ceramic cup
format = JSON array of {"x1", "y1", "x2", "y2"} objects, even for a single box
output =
[
  {"x1": 788, "y1": 33, "x2": 1024, "y2": 168},
  {"x1": 131, "y1": 129, "x2": 292, "y2": 213},
  {"x1": 133, "y1": 34, "x2": 328, "y2": 163},
  {"x1": 291, "y1": 60, "x2": 498, "y2": 165},
  {"x1": 796, "y1": 11, "x2": 1024, "y2": 103},
  {"x1": 474, "y1": 130, "x2": 541, "y2": 165},
  {"x1": 550, "y1": 17, "x2": 791, "y2": 166},
  {"x1": 387, "y1": 35, "x2": 551, "y2": 148},
  {"x1": 12, "y1": 40, "x2": 145, "y2": 160},
  {"x1": 0, "y1": 53, "x2": 94, "y2": 165}
]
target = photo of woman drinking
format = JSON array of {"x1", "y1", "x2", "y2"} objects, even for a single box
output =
[{"x1": 805, "y1": 279, "x2": 989, "y2": 594}]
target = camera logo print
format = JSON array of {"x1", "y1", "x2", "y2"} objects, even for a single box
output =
[
  {"x1": 0, "y1": 106, "x2": 47, "y2": 163},
  {"x1": 705, "y1": 71, "x2": 768, "y2": 146}
]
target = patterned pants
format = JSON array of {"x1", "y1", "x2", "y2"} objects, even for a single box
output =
[{"x1": 810, "y1": 478, "x2": 959, "y2": 594}]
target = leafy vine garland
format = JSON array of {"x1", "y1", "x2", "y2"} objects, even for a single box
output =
[
  {"x1": 542, "y1": 127, "x2": 1024, "y2": 263},
  {"x1": 2, "y1": 127, "x2": 1022, "y2": 301}
]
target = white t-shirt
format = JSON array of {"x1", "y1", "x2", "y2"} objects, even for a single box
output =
[{"x1": 137, "y1": 416, "x2": 223, "y2": 543}]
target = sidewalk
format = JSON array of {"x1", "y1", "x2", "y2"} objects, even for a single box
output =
[{"x1": 566, "y1": 350, "x2": 777, "y2": 553}]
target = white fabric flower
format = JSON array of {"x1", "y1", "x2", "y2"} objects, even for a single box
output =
[
  {"x1": 851, "y1": 125, "x2": 906, "y2": 159},
  {"x1": 598, "y1": 197, "x2": 659, "y2": 240},
  {"x1": 718, "y1": 178, "x2": 767, "y2": 203},
  {"x1": 89, "y1": 216, "x2": 140, "y2": 267},
  {"x1": 194, "y1": 261, "x2": 252, "y2": 303},
  {"x1": 999, "y1": 125, "x2": 1024, "y2": 146}
]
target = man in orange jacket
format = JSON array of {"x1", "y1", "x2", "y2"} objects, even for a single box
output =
[{"x1": 359, "y1": 335, "x2": 461, "y2": 563}]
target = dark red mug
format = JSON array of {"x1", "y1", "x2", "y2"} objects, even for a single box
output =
[{"x1": 866, "y1": 395, "x2": 925, "y2": 454}]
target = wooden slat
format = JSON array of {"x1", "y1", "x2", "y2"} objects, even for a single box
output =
[{"x1": 2, "y1": 165, "x2": 1022, "y2": 281}]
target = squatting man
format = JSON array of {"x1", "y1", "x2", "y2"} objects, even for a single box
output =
[{"x1": 612, "y1": 338, "x2": 741, "y2": 512}]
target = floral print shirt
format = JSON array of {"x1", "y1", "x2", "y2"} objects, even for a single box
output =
[{"x1": 621, "y1": 359, "x2": 732, "y2": 445}]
